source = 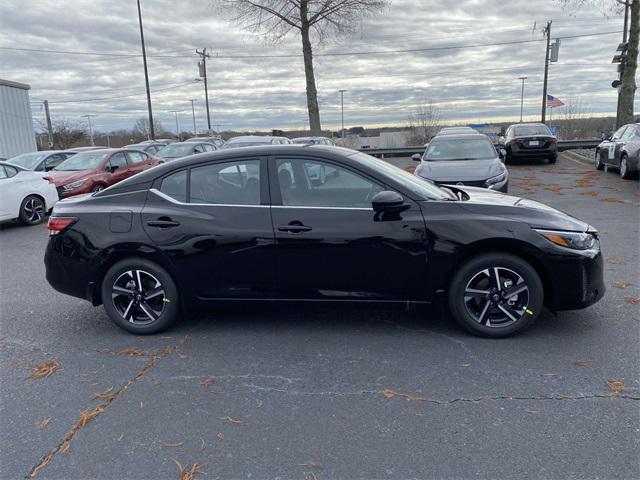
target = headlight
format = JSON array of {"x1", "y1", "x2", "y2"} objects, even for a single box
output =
[
  {"x1": 485, "y1": 171, "x2": 507, "y2": 186},
  {"x1": 62, "y1": 179, "x2": 86, "y2": 191},
  {"x1": 535, "y1": 229, "x2": 598, "y2": 250}
]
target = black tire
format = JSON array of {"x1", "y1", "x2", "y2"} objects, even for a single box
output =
[
  {"x1": 619, "y1": 155, "x2": 633, "y2": 179},
  {"x1": 18, "y1": 195, "x2": 46, "y2": 226},
  {"x1": 92, "y1": 184, "x2": 106, "y2": 193},
  {"x1": 447, "y1": 253, "x2": 544, "y2": 338},
  {"x1": 504, "y1": 151, "x2": 512, "y2": 165},
  {"x1": 595, "y1": 150, "x2": 604, "y2": 171},
  {"x1": 101, "y1": 258, "x2": 180, "y2": 334},
  {"x1": 548, "y1": 154, "x2": 557, "y2": 164}
]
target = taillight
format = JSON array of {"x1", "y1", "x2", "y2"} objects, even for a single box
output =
[
  {"x1": 507, "y1": 138, "x2": 523, "y2": 146},
  {"x1": 549, "y1": 137, "x2": 557, "y2": 144},
  {"x1": 47, "y1": 217, "x2": 77, "y2": 236}
]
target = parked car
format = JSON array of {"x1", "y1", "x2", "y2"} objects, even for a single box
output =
[
  {"x1": 65, "y1": 146, "x2": 108, "y2": 152},
  {"x1": 155, "y1": 142, "x2": 217, "y2": 161},
  {"x1": 435, "y1": 127, "x2": 476, "y2": 136},
  {"x1": 125, "y1": 142, "x2": 167, "y2": 155},
  {"x1": 292, "y1": 136, "x2": 335, "y2": 146},
  {"x1": 183, "y1": 136, "x2": 225, "y2": 148},
  {"x1": 47, "y1": 148, "x2": 163, "y2": 198},
  {"x1": 7, "y1": 150, "x2": 77, "y2": 172},
  {"x1": 595, "y1": 122, "x2": 639, "y2": 179},
  {"x1": 45, "y1": 145, "x2": 604, "y2": 338},
  {"x1": 0, "y1": 161, "x2": 58, "y2": 226},
  {"x1": 499, "y1": 123, "x2": 558, "y2": 164},
  {"x1": 412, "y1": 133, "x2": 509, "y2": 192},
  {"x1": 222, "y1": 135, "x2": 292, "y2": 149}
]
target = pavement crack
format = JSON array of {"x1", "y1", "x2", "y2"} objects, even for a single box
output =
[{"x1": 25, "y1": 333, "x2": 192, "y2": 478}]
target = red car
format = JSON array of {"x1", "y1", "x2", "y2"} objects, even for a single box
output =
[{"x1": 48, "y1": 148, "x2": 163, "y2": 198}]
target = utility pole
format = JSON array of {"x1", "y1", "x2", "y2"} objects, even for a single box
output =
[
  {"x1": 189, "y1": 99, "x2": 197, "y2": 134},
  {"x1": 518, "y1": 77, "x2": 527, "y2": 123},
  {"x1": 169, "y1": 110, "x2": 182, "y2": 140},
  {"x1": 43, "y1": 100, "x2": 54, "y2": 148},
  {"x1": 82, "y1": 114, "x2": 97, "y2": 146},
  {"x1": 137, "y1": 0, "x2": 155, "y2": 140},
  {"x1": 541, "y1": 20, "x2": 552, "y2": 123},
  {"x1": 616, "y1": 1, "x2": 631, "y2": 128},
  {"x1": 196, "y1": 48, "x2": 212, "y2": 132},
  {"x1": 339, "y1": 89, "x2": 347, "y2": 139}
]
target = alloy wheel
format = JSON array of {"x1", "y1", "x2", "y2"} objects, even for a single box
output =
[
  {"x1": 92, "y1": 185, "x2": 105, "y2": 192},
  {"x1": 23, "y1": 197, "x2": 44, "y2": 224},
  {"x1": 463, "y1": 267, "x2": 530, "y2": 327},
  {"x1": 111, "y1": 269, "x2": 165, "y2": 324}
]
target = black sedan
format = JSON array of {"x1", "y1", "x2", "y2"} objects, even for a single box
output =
[
  {"x1": 500, "y1": 123, "x2": 558, "y2": 164},
  {"x1": 412, "y1": 133, "x2": 509, "y2": 192},
  {"x1": 595, "y1": 122, "x2": 639, "y2": 179},
  {"x1": 155, "y1": 142, "x2": 217, "y2": 161},
  {"x1": 45, "y1": 145, "x2": 604, "y2": 338}
]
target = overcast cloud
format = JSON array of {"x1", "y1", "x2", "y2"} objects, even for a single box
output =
[{"x1": 0, "y1": 0, "x2": 626, "y2": 133}]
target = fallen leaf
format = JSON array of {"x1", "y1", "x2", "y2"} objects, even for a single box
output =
[
  {"x1": 578, "y1": 191, "x2": 598, "y2": 197},
  {"x1": 605, "y1": 257, "x2": 626, "y2": 265},
  {"x1": 380, "y1": 389, "x2": 426, "y2": 402},
  {"x1": 165, "y1": 441, "x2": 185, "y2": 448},
  {"x1": 574, "y1": 360, "x2": 591, "y2": 367},
  {"x1": 218, "y1": 416, "x2": 244, "y2": 426},
  {"x1": 172, "y1": 458, "x2": 201, "y2": 480},
  {"x1": 61, "y1": 442, "x2": 71, "y2": 454},
  {"x1": 139, "y1": 401, "x2": 144, "y2": 410},
  {"x1": 381, "y1": 389, "x2": 397, "y2": 399},
  {"x1": 117, "y1": 348, "x2": 147, "y2": 357},
  {"x1": 117, "y1": 433, "x2": 124, "y2": 442},
  {"x1": 299, "y1": 461, "x2": 322, "y2": 468},
  {"x1": 607, "y1": 379, "x2": 625, "y2": 394},
  {"x1": 77, "y1": 406, "x2": 105, "y2": 428},
  {"x1": 28, "y1": 359, "x2": 62, "y2": 380},
  {"x1": 178, "y1": 353, "x2": 189, "y2": 360},
  {"x1": 200, "y1": 376, "x2": 214, "y2": 387},
  {"x1": 460, "y1": 363, "x2": 472, "y2": 367},
  {"x1": 625, "y1": 296, "x2": 640, "y2": 305},
  {"x1": 91, "y1": 388, "x2": 116, "y2": 402},
  {"x1": 39, "y1": 416, "x2": 52, "y2": 429},
  {"x1": 613, "y1": 282, "x2": 633, "y2": 289},
  {"x1": 216, "y1": 432, "x2": 224, "y2": 441},
  {"x1": 256, "y1": 400, "x2": 263, "y2": 408},
  {"x1": 526, "y1": 408, "x2": 542, "y2": 414},
  {"x1": 30, "y1": 452, "x2": 54, "y2": 477},
  {"x1": 601, "y1": 198, "x2": 625, "y2": 204},
  {"x1": 348, "y1": 358, "x2": 362, "y2": 364}
]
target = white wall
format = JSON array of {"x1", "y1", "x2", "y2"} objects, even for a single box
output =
[{"x1": 0, "y1": 80, "x2": 37, "y2": 159}]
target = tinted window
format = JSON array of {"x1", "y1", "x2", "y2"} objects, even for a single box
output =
[
  {"x1": 7, "y1": 152, "x2": 47, "y2": 169},
  {"x1": 190, "y1": 160, "x2": 261, "y2": 205},
  {"x1": 109, "y1": 152, "x2": 128, "y2": 169},
  {"x1": 620, "y1": 127, "x2": 636, "y2": 140},
  {"x1": 425, "y1": 137, "x2": 496, "y2": 161},
  {"x1": 193, "y1": 144, "x2": 206, "y2": 154},
  {"x1": 0, "y1": 166, "x2": 7, "y2": 179},
  {"x1": 613, "y1": 126, "x2": 627, "y2": 139},
  {"x1": 45, "y1": 154, "x2": 68, "y2": 170},
  {"x1": 276, "y1": 158, "x2": 384, "y2": 208},
  {"x1": 55, "y1": 151, "x2": 109, "y2": 171},
  {"x1": 126, "y1": 151, "x2": 147, "y2": 164},
  {"x1": 4, "y1": 165, "x2": 19, "y2": 178},
  {"x1": 513, "y1": 125, "x2": 552, "y2": 136},
  {"x1": 160, "y1": 170, "x2": 187, "y2": 203}
]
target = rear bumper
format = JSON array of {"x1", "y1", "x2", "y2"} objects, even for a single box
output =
[{"x1": 509, "y1": 144, "x2": 558, "y2": 158}]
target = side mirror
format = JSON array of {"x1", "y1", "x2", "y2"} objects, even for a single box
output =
[
  {"x1": 107, "y1": 164, "x2": 119, "y2": 173},
  {"x1": 372, "y1": 190, "x2": 407, "y2": 213},
  {"x1": 44, "y1": 164, "x2": 55, "y2": 171},
  {"x1": 498, "y1": 148, "x2": 507, "y2": 161},
  {"x1": 411, "y1": 153, "x2": 422, "y2": 162},
  {"x1": 498, "y1": 136, "x2": 505, "y2": 145}
]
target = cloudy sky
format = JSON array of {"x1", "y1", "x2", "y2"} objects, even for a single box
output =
[{"x1": 0, "y1": 0, "x2": 626, "y2": 134}]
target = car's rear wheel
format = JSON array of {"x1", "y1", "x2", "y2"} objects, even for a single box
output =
[
  {"x1": 448, "y1": 253, "x2": 543, "y2": 338},
  {"x1": 595, "y1": 151, "x2": 605, "y2": 171},
  {"x1": 19, "y1": 195, "x2": 45, "y2": 225},
  {"x1": 101, "y1": 258, "x2": 180, "y2": 334},
  {"x1": 619, "y1": 155, "x2": 633, "y2": 179}
]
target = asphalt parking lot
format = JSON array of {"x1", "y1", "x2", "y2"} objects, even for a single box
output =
[{"x1": 1, "y1": 153, "x2": 639, "y2": 479}]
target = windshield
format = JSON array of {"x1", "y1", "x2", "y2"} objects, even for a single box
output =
[
  {"x1": 156, "y1": 144, "x2": 194, "y2": 157},
  {"x1": 425, "y1": 137, "x2": 496, "y2": 161},
  {"x1": 514, "y1": 125, "x2": 552, "y2": 136},
  {"x1": 55, "y1": 151, "x2": 109, "y2": 171},
  {"x1": 349, "y1": 152, "x2": 451, "y2": 200},
  {"x1": 8, "y1": 152, "x2": 48, "y2": 169}
]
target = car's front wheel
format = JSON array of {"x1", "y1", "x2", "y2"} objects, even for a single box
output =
[
  {"x1": 448, "y1": 253, "x2": 543, "y2": 338},
  {"x1": 595, "y1": 151, "x2": 605, "y2": 171},
  {"x1": 101, "y1": 258, "x2": 180, "y2": 334},
  {"x1": 619, "y1": 155, "x2": 633, "y2": 179},
  {"x1": 19, "y1": 195, "x2": 46, "y2": 225},
  {"x1": 548, "y1": 154, "x2": 557, "y2": 164}
]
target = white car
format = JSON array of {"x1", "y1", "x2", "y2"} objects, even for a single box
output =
[{"x1": 0, "y1": 161, "x2": 59, "y2": 226}]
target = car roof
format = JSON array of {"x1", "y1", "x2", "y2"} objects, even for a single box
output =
[
  {"x1": 0, "y1": 161, "x2": 26, "y2": 170},
  {"x1": 430, "y1": 133, "x2": 491, "y2": 141},
  {"x1": 227, "y1": 135, "x2": 286, "y2": 142},
  {"x1": 510, "y1": 122, "x2": 548, "y2": 128}
]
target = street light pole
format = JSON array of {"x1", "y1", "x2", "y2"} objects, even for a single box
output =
[
  {"x1": 518, "y1": 76, "x2": 527, "y2": 123},
  {"x1": 137, "y1": 0, "x2": 155, "y2": 139},
  {"x1": 189, "y1": 99, "x2": 197, "y2": 135},
  {"x1": 196, "y1": 48, "x2": 212, "y2": 132},
  {"x1": 169, "y1": 110, "x2": 182, "y2": 140},
  {"x1": 82, "y1": 114, "x2": 97, "y2": 146},
  {"x1": 339, "y1": 89, "x2": 346, "y2": 139}
]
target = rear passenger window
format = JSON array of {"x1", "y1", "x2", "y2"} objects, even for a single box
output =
[
  {"x1": 160, "y1": 170, "x2": 187, "y2": 203},
  {"x1": 190, "y1": 160, "x2": 260, "y2": 205}
]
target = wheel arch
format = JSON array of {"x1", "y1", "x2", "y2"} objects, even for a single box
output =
[
  {"x1": 445, "y1": 238, "x2": 553, "y2": 306},
  {"x1": 19, "y1": 193, "x2": 47, "y2": 216}
]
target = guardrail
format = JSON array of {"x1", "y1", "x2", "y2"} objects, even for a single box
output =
[{"x1": 359, "y1": 139, "x2": 601, "y2": 157}]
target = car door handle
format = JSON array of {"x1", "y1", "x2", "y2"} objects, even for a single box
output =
[
  {"x1": 278, "y1": 224, "x2": 312, "y2": 233},
  {"x1": 147, "y1": 218, "x2": 180, "y2": 228}
]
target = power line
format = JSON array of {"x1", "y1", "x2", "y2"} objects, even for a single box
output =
[{"x1": 45, "y1": 80, "x2": 199, "y2": 104}]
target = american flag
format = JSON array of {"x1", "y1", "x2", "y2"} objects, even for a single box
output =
[{"x1": 547, "y1": 95, "x2": 564, "y2": 108}]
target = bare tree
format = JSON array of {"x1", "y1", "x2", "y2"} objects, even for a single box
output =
[
  {"x1": 37, "y1": 118, "x2": 88, "y2": 149},
  {"x1": 215, "y1": 0, "x2": 389, "y2": 135},
  {"x1": 557, "y1": 96, "x2": 587, "y2": 138},
  {"x1": 133, "y1": 117, "x2": 165, "y2": 140},
  {"x1": 557, "y1": 0, "x2": 638, "y2": 125},
  {"x1": 406, "y1": 100, "x2": 441, "y2": 145}
]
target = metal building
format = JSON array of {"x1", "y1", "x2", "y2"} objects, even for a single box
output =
[{"x1": 0, "y1": 79, "x2": 37, "y2": 159}]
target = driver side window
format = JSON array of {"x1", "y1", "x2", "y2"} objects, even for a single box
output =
[
  {"x1": 109, "y1": 152, "x2": 128, "y2": 170},
  {"x1": 276, "y1": 158, "x2": 383, "y2": 208}
]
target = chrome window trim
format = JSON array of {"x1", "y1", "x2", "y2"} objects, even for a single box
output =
[{"x1": 272, "y1": 205, "x2": 372, "y2": 211}]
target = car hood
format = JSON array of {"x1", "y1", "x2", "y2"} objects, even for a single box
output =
[
  {"x1": 450, "y1": 186, "x2": 592, "y2": 232},
  {"x1": 415, "y1": 158, "x2": 504, "y2": 182},
  {"x1": 47, "y1": 169, "x2": 94, "y2": 186}
]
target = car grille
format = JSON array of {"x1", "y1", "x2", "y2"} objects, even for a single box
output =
[{"x1": 437, "y1": 180, "x2": 486, "y2": 187}]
